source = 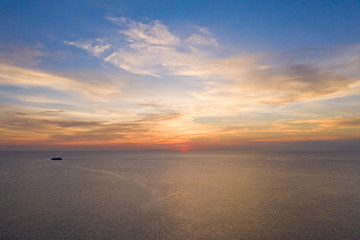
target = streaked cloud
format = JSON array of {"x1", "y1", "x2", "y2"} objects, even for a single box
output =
[
  {"x1": 200, "y1": 61, "x2": 359, "y2": 105},
  {"x1": 121, "y1": 19, "x2": 180, "y2": 46},
  {"x1": 0, "y1": 63, "x2": 121, "y2": 101},
  {"x1": 0, "y1": 110, "x2": 192, "y2": 145},
  {"x1": 337, "y1": 118, "x2": 360, "y2": 127},
  {"x1": 186, "y1": 27, "x2": 218, "y2": 46},
  {"x1": 64, "y1": 39, "x2": 111, "y2": 57},
  {"x1": 0, "y1": 16, "x2": 359, "y2": 150},
  {"x1": 66, "y1": 18, "x2": 360, "y2": 106},
  {"x1": 0, "y1": 43, "x2": 49, "y2": 66}
]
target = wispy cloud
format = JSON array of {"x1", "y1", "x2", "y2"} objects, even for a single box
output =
[
  {"x1": 67, "y1": 18, "x2": 220, "y2": 77},
  {"x1": 199, "y1": 61, "x2": 359, "y2": 105},
  {"x1": 0, "y1": 43, "x2": 49, "y2": 66},
  {"x1": 64, "y1": 39, "x2": 111, "y2": 57},
  {"x1": 186, "y1": 27, "x2": 218, "y2": 47},
  {"x1": 1, "y1": 17, "x2": 359, "y2": 150},
  {"x1": 0, "y1": 63, "x2": 121, "y2": 101},
  {"x1": 0, "y1": 110, "x2": 192, "y2": 145},
  {"x1": 121, "y1": 19, "x2": 180, "y2": 46},
  {"x1": 66, "y1": 17, "x2": 360, "y2": 106}
]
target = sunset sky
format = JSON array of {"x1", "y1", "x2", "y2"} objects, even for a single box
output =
[{"x1": 0, "y1": 0, "x2": 359, "y2": 151}]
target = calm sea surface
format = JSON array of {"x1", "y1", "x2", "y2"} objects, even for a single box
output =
[{"x1": 0, "y1": 151, "x2": 360, "y2": 240}]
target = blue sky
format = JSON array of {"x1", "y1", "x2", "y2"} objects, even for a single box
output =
[
  {"x1": 2, "y1": 0, "x2": 360, "y2": 50},
  {"x1": 0, "y1": 0, "x2": 359, "y2": 150}
]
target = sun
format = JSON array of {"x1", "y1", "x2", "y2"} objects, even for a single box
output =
[{"x1": 177, "y1": 144, "x2": 190, "y2": 151}]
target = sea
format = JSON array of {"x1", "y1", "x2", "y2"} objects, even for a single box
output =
[{"x1": 0, "y1": 151, "x2": 359, "y2": 240}]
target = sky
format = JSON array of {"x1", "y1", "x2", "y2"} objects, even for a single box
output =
[{"x1": 0, "y1": 0, "x2": 359, "y2": 151}]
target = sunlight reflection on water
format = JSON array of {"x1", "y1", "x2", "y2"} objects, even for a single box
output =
[{"x1": 0, "y1": 151, "x2": 360, "y2": 239}]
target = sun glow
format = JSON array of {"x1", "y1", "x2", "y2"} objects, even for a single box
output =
[{"x1": 0, "y1": 5, "x2": 359, "y2": 151}]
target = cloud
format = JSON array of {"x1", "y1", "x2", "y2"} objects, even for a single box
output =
[
  {"x1": 67, "y1": 18, "x2": 219, "y2": 77},
  {"x1": 271, "y1": 117, "x2": 360, "y2": 134},
  {"x1": 0, "y1": 63, "x2": 120, "y2": 101},
  {"x1": 186, "y1": 27, "x2": 218, "y2": 46},
  {"x1": 1, "y1": 19, "x2": 358, "y2": 150},
  {"x1": 66, "y1": 18, "x2": 360, "y2": 106},
  {"x1": 186, "y1": 33, "x2": 218, "y2": 46},
  {"x1": 0, "y1": 110, "x2": 190, "y2": 144},
  {"x1": 204, "y1": 62, "x2": 357, "y2": 105},
  {"x1": 0, "y1": 43, "x2": 49, "y2": 66},
  {"x1": 122, "y1": 19, "x2": 180, "y2": 46},
  {"x1": 338, "y1": 119, "x2": 360, "y2": 127},
  {"x1": 64, "y1": 39, "x2": 111, "y2": 57},
  {"x1": 137, "y1": 112, "x2": 183, "y2": 122}
]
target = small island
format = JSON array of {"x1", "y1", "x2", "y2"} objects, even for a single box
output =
[{"x1": 51, "y1": 157, "x2": 62, "y2": 160}]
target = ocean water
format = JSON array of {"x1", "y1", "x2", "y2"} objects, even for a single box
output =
[{"x1": 0, "y1": 151, "x2": 360, "y2": 240}]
